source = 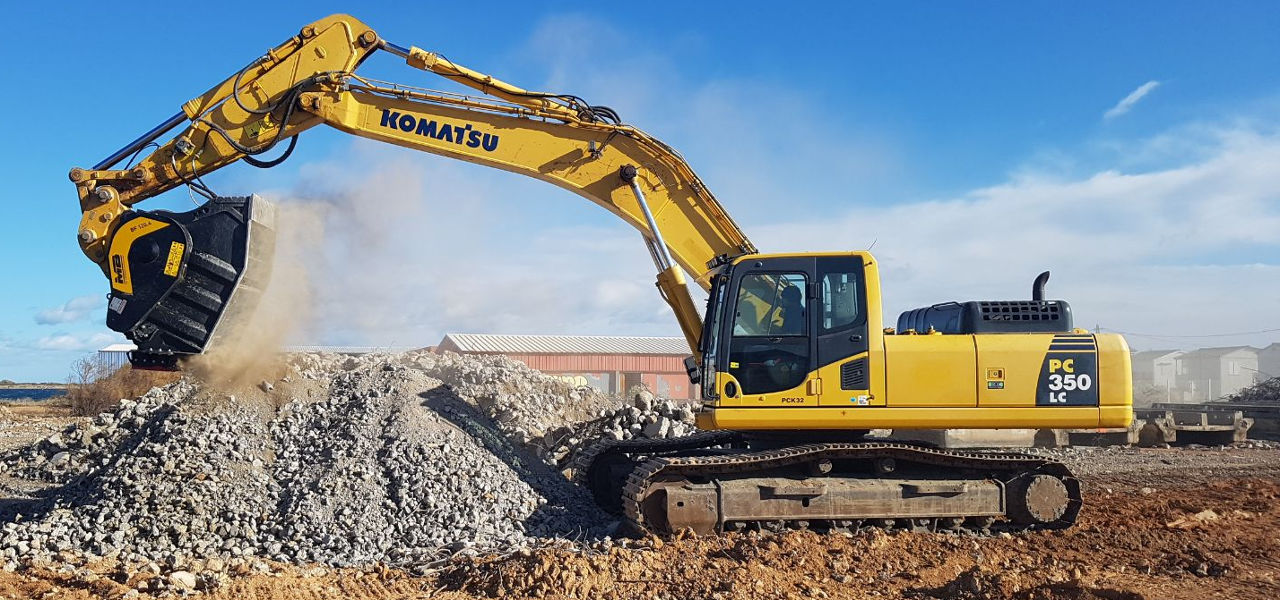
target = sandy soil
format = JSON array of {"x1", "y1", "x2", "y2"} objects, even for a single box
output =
[{"x1": 0, "y1": 448, "x2": 1277, "y2": 599}]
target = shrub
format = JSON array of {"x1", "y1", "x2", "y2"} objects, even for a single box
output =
[
  {"x1": 66, "y1": 357, "x2": 180, "y2": 417},
  {"x1": 1224, "y1": 377, "x2": 1280, "y2": 405}
]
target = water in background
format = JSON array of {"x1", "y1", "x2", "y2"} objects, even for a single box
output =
[{"x1": 0, "y1": 389, "x2": 66, "y2": 402}]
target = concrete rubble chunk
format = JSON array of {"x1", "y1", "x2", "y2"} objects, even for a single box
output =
[
  {"x1": 168, "y1": 570, "x2": 197, "y2": 590},
  {"x1": 633, "y1": 390, "x2": 655, "y2": 412}
]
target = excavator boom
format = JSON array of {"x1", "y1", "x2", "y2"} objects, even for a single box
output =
[{"x1": 72, "y1": 14, "x2": 753, "y2": 367}]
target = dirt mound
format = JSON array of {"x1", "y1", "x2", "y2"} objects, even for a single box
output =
[{"x1": 908, "y1": 567, "x2": 1144, "y2": 600}]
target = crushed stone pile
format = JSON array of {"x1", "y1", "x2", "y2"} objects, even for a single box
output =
[
  {"x1": 541, "y1": 390, "x2": 699, "y2": 468},
  {"x1": 599, "y1": 390, "x2": 699, "y2": 441},
  {"x1": 0, "y1": 350, "x2": 631, "y2": 584},
  {"x1": 290, "y1": 351, "x2": 617, "y2": 462}
]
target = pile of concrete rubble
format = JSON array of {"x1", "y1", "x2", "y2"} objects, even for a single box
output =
[
  {"x1": 541, "y1": 390, "x2": 699, "y2": 468},
  {"x1": 0, "y1": 350, "x2": 698, "y2": 588}
]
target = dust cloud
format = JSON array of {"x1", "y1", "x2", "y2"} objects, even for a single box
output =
[
  {"x1": 179, "y1": 151, "x2": 668, "y2": 393},
  {"x1": 180, "y1": 161, "x2": 424, "y2": 393},
  {"x1": 185, "y1": 203, "x2": 324, "y2": 391}
]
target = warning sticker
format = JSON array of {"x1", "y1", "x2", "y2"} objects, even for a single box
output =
[{"x1": 163, "y1": 241, "x2": 185, "y2": 277}]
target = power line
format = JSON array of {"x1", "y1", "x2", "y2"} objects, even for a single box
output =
[{"x1": 1097, "y1": 326, "x2": 1280, "y2": 339}]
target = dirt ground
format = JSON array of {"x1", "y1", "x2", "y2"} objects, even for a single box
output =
[
  {"x1": 0, "y1": 443, "x2": 1277, "y2": 599},
  {"x1": 0, "y1": 402, "x2": 83, "y2": 456}
]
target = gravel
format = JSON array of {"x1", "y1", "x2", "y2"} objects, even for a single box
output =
[
  {"x1": 1024, "y1": 443, "x2": 1280, "y2": 493},
  {"x1": 0, "y1": 350, "x2": 633, "y2": 581}
]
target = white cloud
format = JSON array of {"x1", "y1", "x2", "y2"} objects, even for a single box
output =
[
  {"x1": 34, "y1": 294, "x2": 103, "y2": 325},
  {"x1": 257, "y1": 120, "x2": 1280, "y2": 354},
  {"x1": 33, "y1": 332, "x2": 120, "y2": 352},
  {"x1": 505, "y1": 15, "x2": 903, "y2": 223},
  {"x1": 754, "y1": 125, "x2": 1280, "y2": 350},
  {"x1": 1104, "y1": 80, "x2": 1161, "y2": 120}
]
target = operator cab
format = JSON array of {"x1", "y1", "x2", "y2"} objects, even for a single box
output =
[{"x1": 698, "y1": 253, "x2": 869, "y2": 402}]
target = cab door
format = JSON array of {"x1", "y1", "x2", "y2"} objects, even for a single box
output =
[
  {"x1": 813, "y1": 256, "x2": 875, "y2": 406},
  {"x1": 718, "y1": 257, "x2": 819, "y2": 407}
]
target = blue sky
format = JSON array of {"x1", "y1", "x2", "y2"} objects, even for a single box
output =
[{"x1": 2, "y1": 1, "x2": 1278, "y2": 380}]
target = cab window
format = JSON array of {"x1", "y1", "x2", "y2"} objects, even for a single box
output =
[
  {"x1": 821, "y1": 271, "x2": 860, "y2": 332},
  {"x1": 727, "y1": 272, "x2": 810, "y2": 395},
  {"x1": 733, "y1": 273, "x2": 808, "y2": 336}
]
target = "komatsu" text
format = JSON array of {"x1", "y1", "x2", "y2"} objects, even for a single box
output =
[{"x1": 379, "y1": 109, "x2": 499, "y2": 151}]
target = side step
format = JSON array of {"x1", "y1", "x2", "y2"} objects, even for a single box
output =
[{"x1": 655, "y1": 476, "x2": 1006, "y2": 534}]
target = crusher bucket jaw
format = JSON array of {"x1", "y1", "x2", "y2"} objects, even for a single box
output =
[{"x1": 103, "y1": 195, "x2": 276, "y2": 370}]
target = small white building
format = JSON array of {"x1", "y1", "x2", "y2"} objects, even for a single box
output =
[
  {"x1": 1258, "y1": 343, "x2": 1280, "y2": 381},
  {"x1": 1131, "y1": 350, "x2": 1183, "y2": 387},
  {"x1": 1130, "y1": 350, "x2": 1184, "y2": 405},
  {"x1": 97, "y1": 343, "x2": 137, "y2": 372},
  {"x1": 1178, "y1": 346, "x2": 1260, "y2": 402}
]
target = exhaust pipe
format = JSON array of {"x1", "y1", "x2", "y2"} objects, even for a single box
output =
[{"x1": 1032, "y1": 271, "x2": 1050, "y2": 302}]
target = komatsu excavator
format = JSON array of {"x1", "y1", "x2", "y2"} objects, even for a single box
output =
[{"x1": 71, "y1": 15, "x2": 1131, "y2": 535}]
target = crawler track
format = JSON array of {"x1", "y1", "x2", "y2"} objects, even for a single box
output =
[
  {"x1": 578, "y1": 436, "x2": 1081, "y2": 535},
  {"x1": 571, "y1": 430, "x2": 742, "y2": 513}
]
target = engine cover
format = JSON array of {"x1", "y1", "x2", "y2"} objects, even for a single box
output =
[{"x1": 897, "y1": 300, "x2": 1073, "y2": 335}]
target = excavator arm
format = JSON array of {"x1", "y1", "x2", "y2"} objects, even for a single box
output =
[{"x1": 70, "y1": 14, "x2": 756, "y2": 366}]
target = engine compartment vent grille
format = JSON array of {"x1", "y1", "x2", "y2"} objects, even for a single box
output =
[
  {"x1": 896, "y1": 300, "x2": 1073, "y2": 334},
  {"x1": 841, "y1": 358, "x2": 868, "y2": 390},
  {"x1": 978, "y1": 301, "x2": 1063, "y2": 322}
]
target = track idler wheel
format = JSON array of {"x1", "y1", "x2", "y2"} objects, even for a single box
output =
[{"x1": 1007, "y1": 474, "x2": 1070, "y2": 526}]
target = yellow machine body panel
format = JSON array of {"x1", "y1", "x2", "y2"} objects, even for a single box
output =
[
  {"x1": 1096, "y1": 333, "x2": 1135, "y2": 427},
  {"x1": 973, "y1": 332, "x2": 1128, "y2": 412},
  {"x1": 814, "y1": 351, "x2": 883, "y2": 406},
  {"x1": 883, "y1": 334, "x2": 977, "y2": 408},
  {"x1": 713, "y1": 371, "x2": 821, "y2": 408},
  {"x1": 976, "y1": 334, "x2": 1059, "y2": 408},
  {"x1": 697, "y1": 406, "x2": 1121, "y2": 430}
]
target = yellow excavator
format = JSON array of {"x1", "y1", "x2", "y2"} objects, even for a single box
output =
[{"x1": 71, "y1": 14, "x2": 1131, "y2": 535}]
